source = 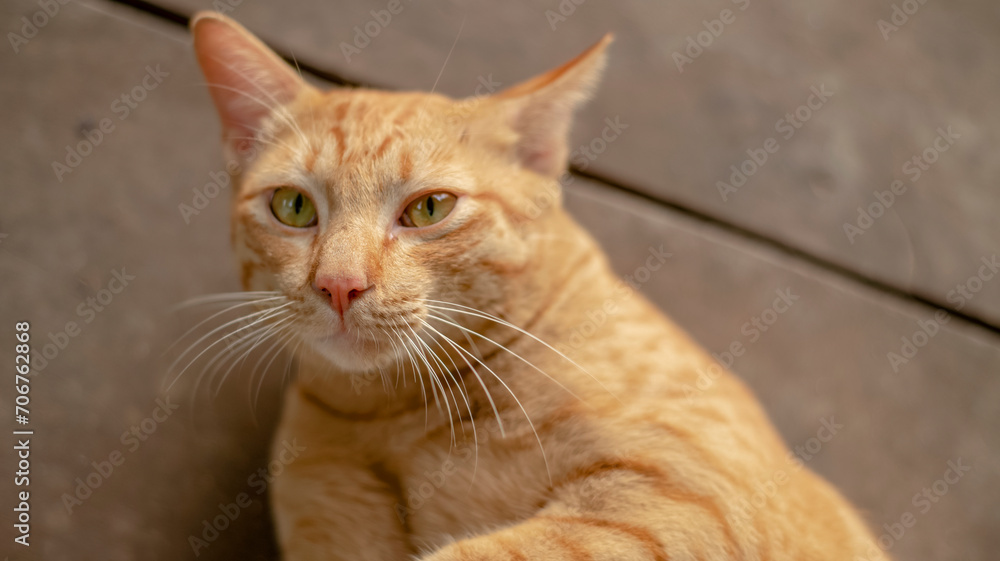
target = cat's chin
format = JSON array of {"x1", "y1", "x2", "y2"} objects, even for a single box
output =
[{"x1": 306, "y1": 331, "x2": 387, "y2": 373}]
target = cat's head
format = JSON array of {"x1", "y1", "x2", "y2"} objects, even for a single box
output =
[{"x1": 191, "y1": 12, "x2": 610, "y2": 373}]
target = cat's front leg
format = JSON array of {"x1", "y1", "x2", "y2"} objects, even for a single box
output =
[
  {"x1": 270, "y1": 389, "x2": 410, "y2": 561},
  {"x1": 416, "y1": 513, "x2": 667, "y2": 561},
  {"x1": 271, "y1": 455, "x2": 411, "y2": 561},
  {"x1": 415, "y1": 465, "x2": 736, "y2": 561},
  {"x1": 270, "y1": 456, "x2": 411, "y2": 561}
]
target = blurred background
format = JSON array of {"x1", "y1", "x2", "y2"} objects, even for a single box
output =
[{"x1": 1, "y1": 0, "x2": 998, "y2": 559}]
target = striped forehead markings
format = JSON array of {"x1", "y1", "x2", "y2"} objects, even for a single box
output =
[
  {"x1": 318, "y1": 94, "x2": 429, "y2": 177},
  {"x1": 329, "y1": 125, "x2": 347, "y2": 164}
]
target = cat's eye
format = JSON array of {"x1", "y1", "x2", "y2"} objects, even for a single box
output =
[
  {"x1": 400, "y1": 192, "x2": 458, "y2": 228},
  {"x1": 270, "y1": 187, "x2": 317, "y2": 228}
]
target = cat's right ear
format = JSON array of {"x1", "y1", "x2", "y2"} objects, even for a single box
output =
[
  {"x1": 489, "y1": 34, "x2": 613, "y2": 178},
  {"x1": 190, "y1": 12, "x2": 309, "y2": 156}
]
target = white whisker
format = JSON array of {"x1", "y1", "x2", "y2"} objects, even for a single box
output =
[
  {"x1": 166, "y1": 302, "x2": 293, "y2": 392},
  {"x1": 425, "y1": 301, "x2": 620, "y2": 403},
  {"x1": 165, "y1": 295, "x2": 285, "y2": 357},
  {"x1": 201, "y1": 80, "x2": 306, "y2": 146},
  {"x1": 223, "y1": 57, "x2": 310, "y2": 145},
  {"x1": 214, "y1": 315, "x2": 294, "y2": 398},
  {"x1": 409, "y1": 324, "x2": 447, "y2": 415},
  {"x1": 252, "y1": 329, "x2": 299, "y2": 415},
  {"x1": 421, "y1": 325, "x2": 472, "y2": 440},
  {"x1": 410, "y1": 324, "x2": 459, "y2": 447},
  {"x1": 418, "y1": 317, "x2": 551, "y2": 484},
  {"x1": 202, "y1": 56, "x2": 310, "y2": 147},
  {"x1": 396, "y1": 326, "x2": 431, "y2": 429},
  {"x1": 417, "y1": 318, "x2": 480, "y2": 481},
  {"x1": 171, "y1": 291, "x2": 281, "y2": 310},
  {"x1": 187, "y1": 311, "x2": 290, "y2": 413},
  {"x1": 426, "y1": 312, "x2": 590, "y2": 407},
  {"x1": 197, "y1": 311, "x2": 293, "y2": 399}
]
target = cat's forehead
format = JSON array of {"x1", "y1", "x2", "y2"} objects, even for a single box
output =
[
  {"x1": 308, "y1": 89, "x2": 458, "y2": 137},
  {"x1": 251, "y1": 89, "x2": 473, "y2": 202},
  {"x1": 288, "y1": 90, "x2": 466, "y2": 173}
]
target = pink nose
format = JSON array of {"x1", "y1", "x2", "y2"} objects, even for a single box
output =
[{"x1": 313, "y1": 275, "x2": 371, "y2": 317}]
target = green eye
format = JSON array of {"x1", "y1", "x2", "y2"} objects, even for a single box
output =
[
  {"x1": 270, "y1": 187, "x2": 317, "y2": 228},
  {"x1": 401, "y1": 192, "x2": 458, "y2": 228}
]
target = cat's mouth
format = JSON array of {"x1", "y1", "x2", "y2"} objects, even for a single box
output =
[
  {"x1": 310, "y1": 325, "x2": 397, "y2": 371},
  {"x1": 315, "y1": 329, "x2": 379, "y2": 349}
]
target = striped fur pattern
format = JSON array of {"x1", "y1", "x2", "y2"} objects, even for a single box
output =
[{"x1": 190, "y1": 12, "x2": 886, "y2": 561}]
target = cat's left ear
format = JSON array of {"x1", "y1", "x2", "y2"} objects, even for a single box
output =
[
  {"x1": 190, "y1": 12, "x2": 311, "y2": 156},
  {"x1": 493, "y1": 34, "x2": 613, "y2": 177}
]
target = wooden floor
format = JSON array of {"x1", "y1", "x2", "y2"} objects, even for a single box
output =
[{"x1": 0, "y1": 0, "x2": 997, "y2": 559}]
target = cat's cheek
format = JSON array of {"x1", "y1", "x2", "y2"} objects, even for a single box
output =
[
  {"x1": 478, "y1": 235, "x2": 531, "y2": 276},
  {"x1": 234, "y1": 247, "x2": 283, "y2": 292},
  {"x1": 238, "y1": 226, "x2": 315, "y2": 292},
  {"x1": 238, "y1": 261, "x2": 271, "y2": 292}
]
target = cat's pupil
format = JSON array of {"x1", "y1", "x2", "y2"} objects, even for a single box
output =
[
  {"x1": 294, "y1": 193, "x2": 303, "y2": 214},
  {"x1": 426, "y1": 196, "x2": 435, "y2": 216}
]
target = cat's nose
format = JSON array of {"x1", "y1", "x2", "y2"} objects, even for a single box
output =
[{"x1": 313, "y1": 275, "x2": 371, "y2": 318}]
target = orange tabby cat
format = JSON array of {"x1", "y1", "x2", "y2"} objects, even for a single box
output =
[{"x1": 190, "y1": 12, "x2": 886, "y2": 561}]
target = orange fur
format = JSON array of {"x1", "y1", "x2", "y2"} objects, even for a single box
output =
[{"x1": 191, "y1": 12, "x2": 887, "y2": 561}]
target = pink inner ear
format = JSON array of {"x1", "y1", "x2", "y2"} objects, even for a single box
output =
[
  {"x1": 206, "y1": 61, "x2": 277, "y2": 139},
  {"x1": 507, "y1": 96, "x2": 577, "y2": 177},
  {"x1": 519, "y1": 144, "x2": 561, "y2": 177},
  {"x1": 192, "y1": 15, "x2": 305, "y2": 146},
  {"x1": 495, "y1": 35, "x2": 611, "y2": 178}
]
